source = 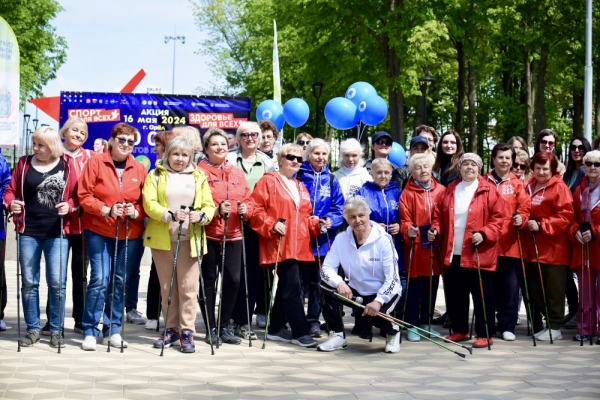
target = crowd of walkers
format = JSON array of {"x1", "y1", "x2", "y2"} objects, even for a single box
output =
[{"x1": 0, "y1": 118, "x2": 599, "y2": 355}]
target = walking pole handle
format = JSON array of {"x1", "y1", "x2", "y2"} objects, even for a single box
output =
[
  {"x1": 580, "y1": 221, "x2": 592, "y2": 234},
  {"x1": 278, "y1": 218, "x2": 286, "y2": 224},
  {"x1": 237, "y1": 200, "x2": 245, "y2": 217}
]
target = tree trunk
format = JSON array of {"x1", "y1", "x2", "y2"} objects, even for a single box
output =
[
  {"x1": 573, "y1": 90, "x2": 584, "y2": 138},
  {"x1": 467, "y1": 63, "x2": 477, "y2": 152},
  {"x1": 534, "y1": 46, "x2": 548, "y2": 135},
  {"x1": 383, "y1": 35, "x2": 405, "y2": 145},
  {"x1": 524, "y1": 51, "x2": 536, "y2": 147},
  {"x1": 455, "y1": 41, "x2": 465, "y2": 135}
]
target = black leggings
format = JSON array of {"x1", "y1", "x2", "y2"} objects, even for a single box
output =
[
  {"x1": 145, "y1": 260, "x2": 161, "y2": 320},
  {"x1": 0, "y1": 239, "x2": 6, "y2": 320},
  {"x1": 68, "y1": 234, "x2": 88, "y2": 323}
]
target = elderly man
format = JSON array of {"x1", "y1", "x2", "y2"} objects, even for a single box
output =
[{"x1": 317, "y1": 196, "x2": 402, "y2": 353}]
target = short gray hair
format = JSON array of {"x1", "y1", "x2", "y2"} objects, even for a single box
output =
[
  {"x1": 343, "y1": 196, "x2": 371, "y2": 220},
  {"x1": 163, "y1": 136, "x2": 195, "y2": 167},
  {"x1": 583, "y1": 150, "x2": 600, "y2": 164},
  {"x1": 370, "y1": 158, "x2": 393, "y2": 172},
  {"x1": 304, "y1": 138, "x2": 330, "y2": 161},
  {"x1": 337, "y1": 138, "x2": 365, "y2": 169},
  {"x1": 408, "y1": 153, "x2": 433, "y2": 172}
]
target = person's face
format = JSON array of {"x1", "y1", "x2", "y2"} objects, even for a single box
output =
[
  {"x1": 419, "y1": 132, "x2": 435, "y2": 149},
  {"x1": 511, "y1": 140, "x2": 524, "y2": 151},
  {"x1": 511, "y1": 158, "x2": 527, "y2": 178},
  {"x1": 154, "y1": 142, "x2": 165, "y2": 160},
  {"x1": 279, "y1": 150, "x2": 302, "y2": 176},
  {"x1": 309, "y1": 145, "x2": 328, "y2": 171},
  {"x1": 64, "y1": 123, "x2": 86, "y2": 150},
  {"x1": 33, "y1": 139, "x2": 52, "y2": 162},
  {"x1": 570, "y1": 139, "x2": 586, "y2": 162},
  {"x1": 342, "y1": 151, "x2": 361, "y2": 169},
  {"x1": 297, "y1": 137, "x2": 311, "y2": 151},
  {"x1": 373, "y1": 137, "x2": 392, "y2": 157},
  {"x1": 260, "y1": 130, "x2": 275, "y2": 153},
  {"x1": 167, "y1": 147, "x2": 191, "y2": 172},
  {"x1": 533, "y1": 160, "x2": 552, "y2": 184},
  {"x1": 584, "y1": 159, "x2": 600, "y2": 182},
  {"x1": 227, "y1": 134, "x2": 237, "y2": 149},
  {"x1": 346, "y1": 208, "x2": 370, "y2": 234},
  {"x1": 460, "y1": 160, "x2": 479, "y2": 182},
  {"x1": 240, "y1": 129, "x2": 259, "y2": 152},
  {"x1": 110, "y1": 133, "x2": 135, "y2": 161},
  {"x1": 371, "y1": 163, "x2": 392, "y2": 189},
  {"x1": 410, "y1": 143, "x2": 429, "y2": 156},
  {"x1": 441, "y1": 135, "x2": 457, "y2": 156},
  {"x1": 494, "y1": 149, "x2": 513, "y2": 175},
  {"x1": 539, "y1": 134, "x2": 555, "y2": 153},
  {"x1": 93, "y1": 139, "x2": 104, "y2": 153},
  {"x1": 206, "y1": 135, "x2": 229, "y2": 164},
  {"x1": 411, "y1": 160, "x2": 432, "y2": 183}
]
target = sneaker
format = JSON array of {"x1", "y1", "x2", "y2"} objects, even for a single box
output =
[
  {"x1": 561, "y1": 312, "x2": 576, "y2": 327},
  {"x1": 126, "y1": 309, "x2": 146, "y2": 325},
  {"x1": 473, "y1": 337, "x2": 493, "y2": 348},
  {"x1": 235, "y1": 324, "x2": 257, "y2": 340},
  {"x1": 41, "y1": 321, "x2": 51, "y2": 336},
  {"x1": 291, "y1": 334, "x2": 318, "y2": 348},
  {"x1": 573, "y1": 333, "x2": 591, "y2": 341},
  {"x1": 267, "y1": 328, "x2": 293, "y2": 343},
  {"x1": 204, "y1": 328, "x2": 222, "y2": 345},
  {"x1": 564, "y1": 319, "x2": 578, "y2": 329},
  {"x1": 516, "y1": 317, "x2": 522, "y2": 325},
  {"x1": 432, "y1": 312, "x2": 447, "y2": 325},
  {"x1": 153, "y1": 328, "x2": 180, "y2": 348},
  {"x1": 20, "y1": 331, "x2": 40, "y2": 347},
  {"x1": 310, "y1": 324, "x2": 323, "y2": 338},
  {"x1": 502, "y1": 331, "x2": 516, "y2": 341},
  {"x1": 73, "y1": 322, "x2": 84, "y2": 334},
  {"x1": 407, "y1": 328, "x2": 420, "y2": 342},
  {"x1": 103, "y1": 333, "x2": 128, "y2": 348},
  {"x1": 220, "y1": 326, "x2": 242, "y2": 345},
  {"x1": 256, "y1": 314, "x2": 267, "y2": 328},
  {"x1": 0, "y1": 320, "x2": 6, "y2": 332},
  {"x1": 534, "y1": 328, "x2": 547, "y2": 338},
  {"x1": 50, "y1": 332, "x2": 65, "y2": 348},
  {"x1": 145, "y1": 319, "x2": 159, "y2": 330},
  {"x1": 420, "y1": 325, "x2": 441, "y2": 337},
  {"x1": 180, "y1": 330, "x2": 195, "y2": 353},
  {"x1": 445, "y1": 332, "x2": 469, "y2": 342},
  {"x1": 384, "y1": 332, "x2": 401, "y2": 353},
  {"x1": 537, "y1": 329, "x2": 562, "y2": 341},
  {"x1": 82, "y1": 335, "x2": 97, "y2": 351},
  {"x1": 317, "y1": 331, "x2": 347, "y2": 352}
]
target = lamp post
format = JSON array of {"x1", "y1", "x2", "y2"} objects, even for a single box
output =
[
  {"x1": 33, "y1": 118, "x2": 39, "y2": 130},
  {"x1": 418, "y1": 69, "x2": 435, "y2": 124},
  {"x1": 311, "y1": 82, "x2": 324, "y2": 137},
  {"x1": 165, "y1": 31, "x2": 185, "y2": 94},
  {"x1": 26, "y1": 129, "x2": 32, "y2": 155},
  {"x1": 23, "y1": 114, "x2": 30, "y2": 156}
]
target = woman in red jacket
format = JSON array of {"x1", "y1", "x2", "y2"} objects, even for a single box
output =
[
  {"x1": 486, "y1": 143, "x2": 531, "y2": 341},
  {"x1": 526, "y1": 152, "x2": 574, "y2": 341},
  {"x1": 198, "y1": 128, "x2": 253, "y2": 345},
  {"x1": 77, "y1": 123, "x2": 147, "y2": 351},
  {"x1": 429, "y1": 153, "x2": 505, "y2": 348},
  {"x1": 250, "y1": 143, "x2": 322, "y2": 348}
]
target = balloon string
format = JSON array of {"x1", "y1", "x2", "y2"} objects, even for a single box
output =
[
  {"x1": 294, "y1": 128, "x2": 297, "y2": 143},
  {"x1": 359, "y1": 123, "x2": 368, "y2": 142}
]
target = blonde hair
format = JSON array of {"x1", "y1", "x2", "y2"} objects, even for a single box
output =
[
  {"x1": 408, "y1": 153, "x2": 433, "y2": 171},
  {"x1": 203, "y1": 128, "x2": 228, "y2": 149},
  {"x1": 173, "y1": 126, "x2": 202, "y2": 152},
  {"x1": 32, "y1": 127, "x2": 63, "y2": 159},
  {"x1": 59, "y1": 117, "x2": 89, "y2": 142},
  {"x1": 163, "y1": 136, "x2": 195, "y2": 167},
  {"x1": 236, "y1": 121, "x2": 262, "y2": 144},
  {"x1": 277, "y1": 143, "x2": 303, "y2": 163}
]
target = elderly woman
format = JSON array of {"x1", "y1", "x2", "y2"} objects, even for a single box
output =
[
  {"x1": 143, "y1": 136, "x2": 215, "y2": 353},
  {"x1": 317, "y1": 196, "x2": 402, "y2": 353},
  {"x1": 250, "y1": 143, "x2": 322, "y2": 347},
  {"x1": 78, "y1": 123, "x2": 147, "y2": 351},
  {"x1": 432, "y1": 130, "x2": 464, "y2": 187},
  {"x1": 429, "y1": 153, "x2": 505, "y2": 348},
  {"x1": 333, "y1": 138, "x2": 372, "y2": 199},
  {"x1": 399, "y1": 154, "x2": 445, "y2": 341},
  {"x1": 258, "y1": 120, "x2": 279, "y2": 159},
  {"x1": 5, "y1": 127, "x2": 79, "y2": 348},
  {"x1": 296, "y1": 138, "x2": 345, "y2": 337},
  {"x1": 512, "y1": 149, "x2": 531, "y2": 181},
  {"x1": 173, "y1": 126, "x2": 204, "y2": 164},
  {"x1": 525, "y1": 152, "x2": 574, "y2": 341},
  {"x1": 295, "y1": 133, "x2": 313, "y2": 153},
  {"x1": 485, "y1": 144, "x2": 531, "y2": 341},
  {"x1": 569, "y1": 150, "x2": 600, "y2": 343}
]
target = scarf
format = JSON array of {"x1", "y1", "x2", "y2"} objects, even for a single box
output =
[{"x1": 581, "y1": 178, "x2": 600, "y2": 222}]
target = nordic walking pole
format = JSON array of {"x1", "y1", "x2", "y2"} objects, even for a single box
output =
[
  {"x1": 190, "y1": 208, "x2": 214, "y2": 355},
  {"x1": 160, "y1": 205, "x2": 186, "y2": 357},
  {"x1": 238, "y1": 201, "x2": 252, "y2": 347},
  {"x1": 400, "y1": 224, "x2": 417, "y2": 344},
  {"x1": 581, "y1": 221, "x2": 594, "y2": 346},
  {"x1": 16, "y1": 212, "x2": 21, "y2": 352},
  {"x1": 156, "y1": 291, "x2": 161, "y2": 333},
  {"x1": 262, "y1": 218, "x2": 285, "y2": 350},
  {"x1": 580, "y1": 243, "x2": 585, "y2": 347},
  {"x1": 0, "y1": 211, "x2": 6, "y2": 337},
  {"x1": 513, "y1": 211, "x2": 536, "y2": 347},
  {"x1": 428, "y1": 244, "x2": 434, "y2": 339},
  {"x1": 474, "y1": 242, "x2": 491, "y2": 351},
  {"x1": 82, "y1": 234, "x2": 87, "y2": 320},
  {"x1": 57, "y1": 215, "x2": 64, "y2": 354},
  {"x1": 107, "y1": 203, "x2": 122, "y2": 353},
  {"x1": 216, "y1": 211, "x2": 229, "y2": 349},
  {"x1": 469, "y1": 313, "x2": 475, "y2": 340},
  {"x1": 438, "y1": 247, "x2": 453, "y2": 336},
  {"x1": 120, "y1": 208, "x2": 130, "y2": 353},
  {"x1": 531, "y1": 231, "x2": 553, "y2": 344}
]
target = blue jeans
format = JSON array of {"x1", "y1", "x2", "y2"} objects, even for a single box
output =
[
  {"x1": 20, "y1": 235, "x2": 68, "y2": 333},
  {"x1": 82, "y1": 230, "x2": 141, "y2": 338}
]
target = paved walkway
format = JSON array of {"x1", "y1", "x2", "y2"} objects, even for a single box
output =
[{"x1": 0, "y1": 260, "x2": 599, "y2": 400}]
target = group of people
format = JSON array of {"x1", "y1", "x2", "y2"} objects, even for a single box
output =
[{"x1": 0, "y1": 118, "x2": 598, "y2": 355}]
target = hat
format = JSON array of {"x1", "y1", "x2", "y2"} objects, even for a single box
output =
[
  {"x1": 372, "y1": 131, "x2": 392, "y2": 143},
  {"x1": 459, "y1": 153, "x2": 483, "y2": 169},
  {"x1": 409, "y1": 136, "x2": 429, "y2": 149}
]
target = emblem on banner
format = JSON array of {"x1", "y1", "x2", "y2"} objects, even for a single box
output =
[{"x1": 0, "y1": 87, "x2": 10, "y2": 118}]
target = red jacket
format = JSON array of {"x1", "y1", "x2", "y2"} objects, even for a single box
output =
[
  {"x1": 399, "y1": 177, "x2": 445, "y2": 278},
  {"x1": 569, "y1": 177, "x2": 600, "y2": 270},
  {"x1": 249, "y1": 172, "x2": 320, "y2": 267},
  {"x1": 78, "y1": 150, "x2": 147, "y2": 240},
  {"x1": 63, "y1": 148, "x2": 94, "y2": 234},
  {"x1": 198, "y1": 160, "x2": 254, "y2": 242},
  {"x1": 5, "y1": 155, "x2": 79, "y2": 235},
  {"x1": 485, "y1": 172, "x2": 531, "y2": 259},
  {"x1": 525, "y1": 174, "x2": 573, "y2": 266},
  {"x1": 431, "y1": 177, "x2": 505, "y2": 271}
]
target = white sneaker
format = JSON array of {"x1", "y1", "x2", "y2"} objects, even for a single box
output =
[
  {"x1": 103, "y1": 333, "x2": 129, "y2": 348},
  {"x1": 502, "y1": 331, "x2": 516, "y2": 341},
  {"x1": 0, "y1": 319, "x2": 6, "y2": 331},
  {"x1": 534, "y1": 328, "x2": 547, "y2": 338},
  {"x1": 317, "y1": 331, "x2": 347, "y2": 352},
  {"x1": 537, "y1": 329, "x2": 562, "y2": 341},
  {"x1": 516, "y1": 317, "x2": 522, "y2": 325},
  {"x1": 384, "y1": 332, "x2": 400, "y2": 353},
  {"x1": 145, "y1": 319, "x2": 158, "y2": 330},
  {"x1": 82, "y1": 335, "x2": 97, "y2": 351},
  {"x1": 126, "y1": 309, "x2": 146, "y2": 325}
]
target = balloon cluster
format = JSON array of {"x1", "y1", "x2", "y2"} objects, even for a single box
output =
[
  {"x1": 256, "y1": 98, "x2": 310, "y2": 130},
  {"x1": 324, "y1": 82, "x2": 388, "y2": 130}
]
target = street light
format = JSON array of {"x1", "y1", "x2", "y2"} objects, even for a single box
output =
[
  {"x1": 23, "y1": 114, "x2": 30, "y2": 156},
  {"x1": 311, "y1": 82, "x2": 324, "y2": 137},
  {"x1": 165, "y1": 32, "x2": 185, "y2": 94},
  {"x1": 418, "y1": 69, "x2": 435, "y2": 124},
  {"x1": 33, "y1": 118, "x2": 39, "y2": 130},
  {"x1": 26, "y1": 129, "x2": 32, "y2": 154}
]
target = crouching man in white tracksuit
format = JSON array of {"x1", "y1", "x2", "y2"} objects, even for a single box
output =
[{"x1": 317, "y1": 195, "x2": 402, "y2": 353}]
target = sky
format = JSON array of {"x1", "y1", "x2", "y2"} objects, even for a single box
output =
[{"x1": 23, "y1": 0, "x2": 216, "y2": 129}]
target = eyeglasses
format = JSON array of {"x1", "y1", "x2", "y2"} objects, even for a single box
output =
[
  {"x1": 241, "y1": 132, "x2": 259, "y2": 140},
  {"x1": 283, "y1": 154, "x2": 303, "y2": 163},
  {"x1": 585, "y1": 161, "x2": 600, "y2": 168},
  {"x1": 570, "y1": 145, "x2": 586, "y2": 151},
  {"x1": 540, "y1": 139, "x2": 555, "y2": 147},
  {"x1": 375, "y1": 139, "x2": 392, "y2": 146},
  {"x1": 115, "y1": 137, "x2": 135, "y2": 147},
  {"x1": 512, "y1": 163, "x2": 527, "y2": 170},
  {"x1": 297, "y1": 140, "x2": 311, "y2": 146}
]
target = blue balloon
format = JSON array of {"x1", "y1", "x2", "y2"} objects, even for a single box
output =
[
  {"x1": 345, "y1": 81, "x2": 377, "y2": 107},
  {"x1": 324, "y1": 97, "x2": 359, "y2": 130},
  {"x1": 389, "y1": 142, "x2": 406, "y2": 167},
  {"x1": 358, "y1": 95, "x2": 388, "y2": 126},
  {"x1": 283, "y1": 98, "x2": 310, "y2": 128},
  {"x1": 256, "y1": 100, "x2": 285, "y2": 130}
]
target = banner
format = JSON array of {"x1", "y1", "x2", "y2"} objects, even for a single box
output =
[
  {"x1": 0, "y1": 17, "x2": 20, "y2": 145},
  {"x1": 60, "y1": 92, "x2": 251, "y2": 170}
]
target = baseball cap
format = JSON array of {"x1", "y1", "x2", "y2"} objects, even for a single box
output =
[
  {"x1": 409, "y1": 136, "x2": 430, "y2": 149},
  {"x1": 372, "y1": 131, "x2": 393, "y2": 143}
]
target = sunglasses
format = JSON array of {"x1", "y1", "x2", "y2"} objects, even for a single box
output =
[
  {"x1": 241, "y1": 132, "x2": 259, "y2": 140},
  {"x1": 115, "y1": 137, "x2": 135, "y2": 147},
  {"x1": 297, "y1": 140, "x2": 311, "y2": 146},
  {"x1": 283, "y1": 154, "x2": 303, "y2": 163},
  {"x1": 375, "y1": 139, "x2": 392, "y2": 146},
  {"x1": 512, "y1": 163, "x2": 527, "y2": 170},
  {"x1": 540, "y1": 139, "x2": 555, "y2": 147},
  {"x1": 585, "y1": 161, "x2": 600, "y2": 168},
  {"x1": 570, "y1": 145, "x2": 586, "y2": 151}
]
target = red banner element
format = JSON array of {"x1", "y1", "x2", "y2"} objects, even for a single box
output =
[
  {"x1": 68, "y1": 108, "x2": 121, "y2": 123},
  {"x1": 189, "y1": 112, "x2": 247, "y2": 129}
]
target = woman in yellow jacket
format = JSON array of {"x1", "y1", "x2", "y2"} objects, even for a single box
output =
[{"x1": 143, "y1": 137, "x2": 215, "y2": 353}]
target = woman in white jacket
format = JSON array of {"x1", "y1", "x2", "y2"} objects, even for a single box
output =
[
  {"x1": 317, "y1": 196, "x2": 402, "y2": 353},
  {"x1": 333, "y1": 139, "x2": 372, "y2": 199}
]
